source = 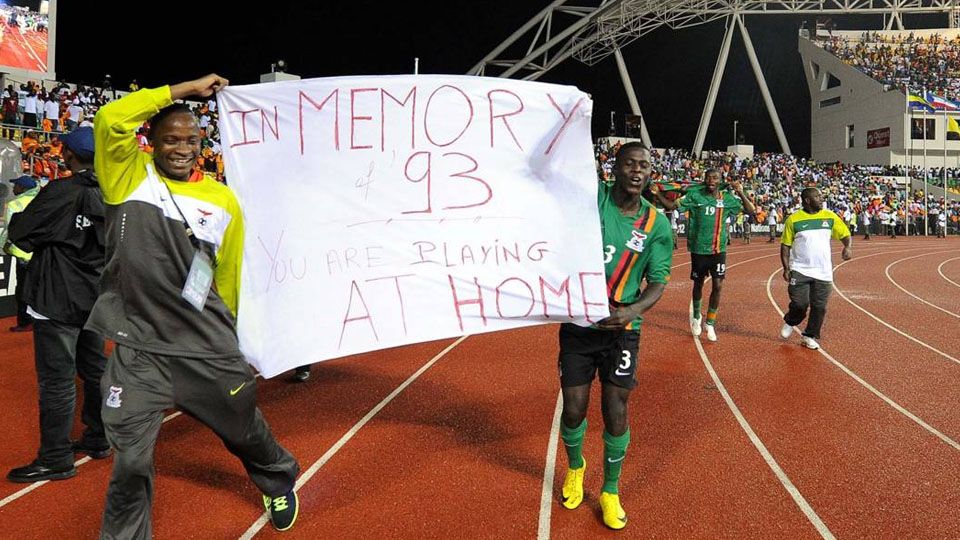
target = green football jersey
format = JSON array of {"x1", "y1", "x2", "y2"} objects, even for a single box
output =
[
  {"x1": 598, "y1": 182, "x2": 674, "y2": 330},
  {"x1": 679, "y1": 187, "x2": 743, "y2": 255}
]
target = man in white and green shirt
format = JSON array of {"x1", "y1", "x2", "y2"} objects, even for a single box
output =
[{"x1": 778, "y1": 187, "x2": 852, "y2": 349}]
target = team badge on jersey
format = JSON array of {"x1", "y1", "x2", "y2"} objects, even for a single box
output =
[
  {"x1": 106, "y1": 386, "x2": 123, "y2": 409},
  {"x1": 625, "y1": 230, "x2": 648, "y2": 252}
]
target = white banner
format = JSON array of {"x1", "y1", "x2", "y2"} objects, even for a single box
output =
[{"x1": 219, "y1": 75, "x2": 607, "y2": 377}]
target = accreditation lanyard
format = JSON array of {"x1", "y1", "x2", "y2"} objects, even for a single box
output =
[{"x1": 160, "y1": 174, "x2": 216, "y2": 312}]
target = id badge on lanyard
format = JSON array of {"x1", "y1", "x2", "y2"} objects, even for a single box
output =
[
  {"x1": 182, "y1": 250, "x2": 214, "y2": 311},
  {"x1": 154, "y1": 165, "x2": 216, "y2": 312}
]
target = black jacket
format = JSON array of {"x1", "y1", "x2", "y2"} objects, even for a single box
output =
[{"x1": 9, "y1": 170, "x2": 105, "y2": 325}]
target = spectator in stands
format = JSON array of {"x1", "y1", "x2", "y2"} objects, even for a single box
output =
[
  {"x1": 66, "y1": 100, "x2": 83, "y2": 131},
  {"x1": 90, "y1": 74, "x2": 301, "y2": 537},
  {"x1": 5, "y1": 127, "x2": 109, "y2": 483},
  {"x1": 1, "y1": 175, "x2": 38, "y2": 331},
  {"x1": 2, "y1": 94, "x2": 17, "y2": 137},
  {"x1": 101, "y1": 74, "x2": 115, "y2": 100},
  {"x1": 22, "y1": 89, "x2": 37, "y2": 127},
  {"x1": 766, "y1": 204, "x2": 778, "y2": 242},
  {"x1": 128, "y1": 79, "x2": 139, "y2": 93},
  {"x1": 33, "y1": 91, "x2": 43, "y2": 128}
]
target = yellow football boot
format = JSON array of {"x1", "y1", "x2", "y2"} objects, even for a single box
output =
[
  {"x1": 599, "y1": 491, "x2": 627, "y2": 530},
  {"x1": 560, "y1": 457, "x2": 586, "y2": 510}
]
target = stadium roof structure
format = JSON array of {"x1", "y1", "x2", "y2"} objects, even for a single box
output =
[{"x1": 469, "y1": 0, "x2": 960, "y2": 154}]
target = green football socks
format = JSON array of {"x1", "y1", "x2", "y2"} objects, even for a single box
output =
[
  {"x1": 602, "y1": 429, "x2": 630, "y2": 494},
  {"x1": 560, "y1": 419, "x2": 587, "y2": 469}
]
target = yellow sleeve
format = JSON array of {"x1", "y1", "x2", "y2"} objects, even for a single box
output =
[
  {"x1": 780, "y1": 213, "x2": 795, "y2": 247},
  {"x1": 214, "y1": 192, "x2": 244, "y2": 318},
  {"x1": 831, "y1": 211, "x2": 851, "y2": 240},
  {"x1": 94, "y1": 87, "x2": 173, "y2": 204}
]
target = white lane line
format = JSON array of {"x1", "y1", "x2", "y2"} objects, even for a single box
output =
[
  {"x1": 14, "y1": 25, "x2": 45, "y2": 72},
  {"x1": 938, "y1": 257, "x2": 960, "y2": 289},
  {"x1": 238, "y1": 336, "x2": 470, "y2": 540},
  {"x1": 885, "y1": 252, "x2": 960, "y2": 318},
  {"x1": 0, "y1": 455, "x2": 93, "y2": 508},
  {"x1": 690, "y1": 255, "x2": 835, "y2": 539},
  {"x1": 537, "y1": 391, "x2": 563, "y2": 540},
  {"x1": 833, "y1": 250, "x2": 960, "y2": 365},
  {"x1": 765, "y1": 267, "x2": 960, "y2": 452},
  {"x1": 0, "y1": 410, "x2": 184, "y2": 509}
]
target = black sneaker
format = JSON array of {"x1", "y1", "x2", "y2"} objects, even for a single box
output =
[
  {"x1": 72, "y1": 440, "x2": 112, "y2": 460},
  {"x1": 291, "y1": 366, "x2": 311, "y2": 383},
  {"x1": 7, "y1": 460, "x2": 77, "y2": 483},
  {"x1": 263, "y1": 490, "x2": 299, "y2": 531}
]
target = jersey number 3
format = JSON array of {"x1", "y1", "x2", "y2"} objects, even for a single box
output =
[{"x1": 603, "y1": 244, "x2": 616, "y2": 263}]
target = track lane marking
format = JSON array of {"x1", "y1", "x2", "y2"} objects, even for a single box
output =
[
  {"x1": 832, "y1": 249, "x2": 959, "y2": 365},
  {"x1": 765, "y1": 267, "x2": 960, "y2": 452},
  {"x1": 537, "y1": 392, "x2": 563, "y2": 540},
  {"x1": 884, "y1": 252, "x2": 960, "y2": 318},
  {"x1": 691, "y1": 253, "x2": 836, "y2": 539},
  {"x1": 937, "y1": 257, "x2": 960, "y2": 289},
  {"x1": 238, "y1": 336, "x2": 469, "y2": 539}
]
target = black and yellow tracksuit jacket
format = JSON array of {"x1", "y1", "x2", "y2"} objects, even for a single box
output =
[{"x1": 86, "y1": 87, "x2": 246, "y2": 358}]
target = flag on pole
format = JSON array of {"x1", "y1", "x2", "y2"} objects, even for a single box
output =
[
  {"x1": 947, "y1": 115, "x2": 960, "y2": 140},
  {"x1": 908, "y1": 94, "x2": 936, "y2": 113},
  {"x1": 924, "y1": 91, "x2": 960, "y2": 111}
]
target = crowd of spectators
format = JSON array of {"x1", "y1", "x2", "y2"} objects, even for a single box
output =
[
  {"x1": 815, "y1": 31, "x2": 960, "y2": 103},
  {"x1": 596, "y1": 139, "x2": 960, "y2": 236}
]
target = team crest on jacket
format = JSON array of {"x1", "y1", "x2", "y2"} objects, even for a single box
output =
[
  {"x1": 626, "y1": 230, "x2": 648, "y2": 252},
  {"x1": 197, "y1": 208, "x2": 214, "y2": 227},
  {"x1": 106, "y1": 386, "x2": 123, "y2": 408},
  {"x1": 822, "y1": 220, "x2": 830, "y2": 227}
]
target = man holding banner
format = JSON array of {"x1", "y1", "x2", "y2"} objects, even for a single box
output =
[
  {"x1": 88, "y1": 75, "x2": 300, "y2": 537},
  {"x1": 558, "y1": 142, "x2": 672, "y2": 530}
]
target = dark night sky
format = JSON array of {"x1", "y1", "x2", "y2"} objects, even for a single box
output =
[{"x1": 52, "y1": 2, "x2": 952, "y2": 158}]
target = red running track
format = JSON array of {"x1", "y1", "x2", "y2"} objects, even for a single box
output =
[
  {"x1": 0, "y1": 238, "x2": 957, "y2": 538},
  {"x1": 0, "y1": 26, "x2": 47, "y2": 73}
]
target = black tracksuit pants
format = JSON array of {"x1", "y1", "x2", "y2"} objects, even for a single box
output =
[
  {"x1": 99, "y1": 345, "x2": 299, "y2": 540},
  {"x1": 783, "y1": 271, "x2": 832, "y2": 339}
]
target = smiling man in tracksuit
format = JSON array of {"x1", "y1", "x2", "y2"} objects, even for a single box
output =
[{"x1": 88, "y1": 74, "x2": 300, "y2": 539}]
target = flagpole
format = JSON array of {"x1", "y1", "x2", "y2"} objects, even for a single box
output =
[
  {"x1": 944, "y1": 109, "x2": 948, "y2": 224},
  {"x1": 923, "y1": 108, "x2": 928, "y2": 236},
  {"x1": 907, "y1": 90, "x2": 913, "y2": 237}
]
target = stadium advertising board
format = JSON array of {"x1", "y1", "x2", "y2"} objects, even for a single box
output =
[
  {"x1": 220, "y1": 75, "x2": 605, "y2": 377},
  {"x1": 867, "y1": 127, "x2": 890, "y2": 149},
  {"x1": 0, "y1": 0, "x2": 56, "y2": 80}
]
